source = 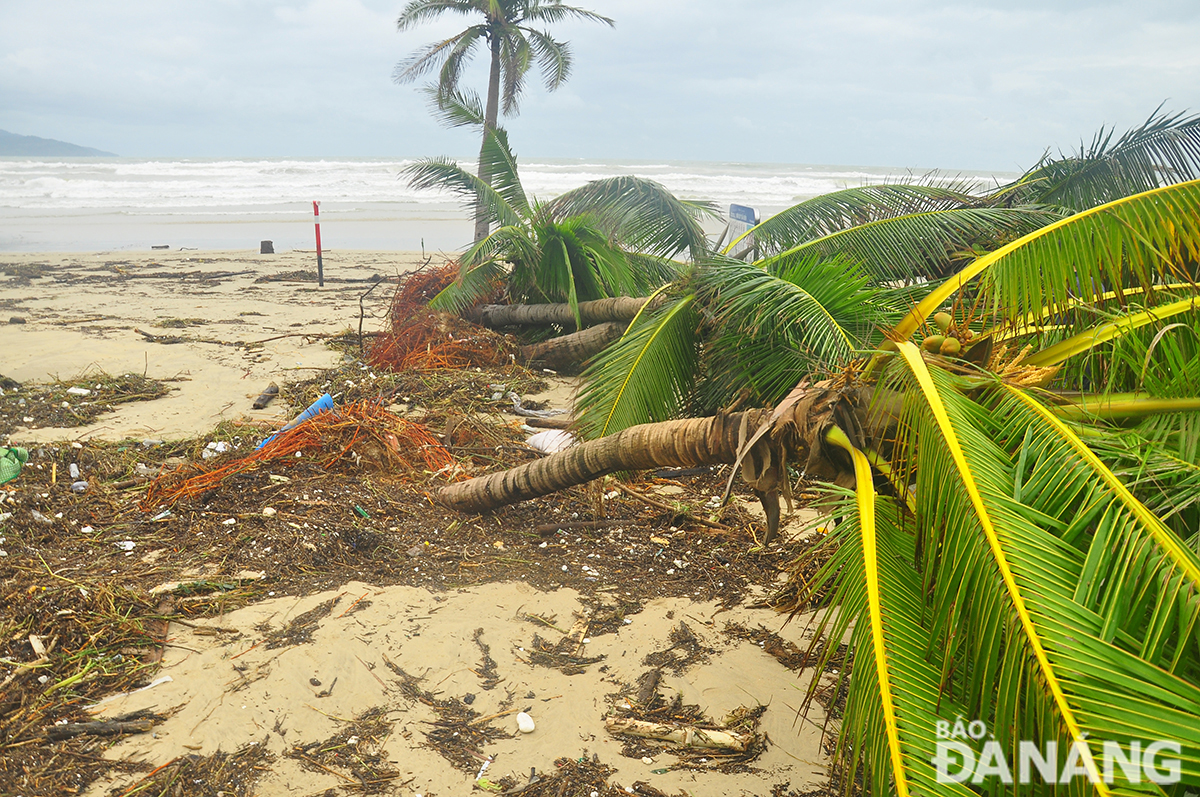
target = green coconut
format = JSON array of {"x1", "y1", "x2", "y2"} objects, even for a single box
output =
[
  {"x1": 940, "y1": 337, "x2": 962, "y2": 356},
  {"x1": 922, "y1": 335, "x2": 946, "y2": 352},
  {"x1": 933, "y1": 312, "x2": 953, "y2": 333}
]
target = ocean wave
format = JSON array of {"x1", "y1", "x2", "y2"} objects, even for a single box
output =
[{"x1": 0, "y1": 157, "x2": 1014, "y2": 214}]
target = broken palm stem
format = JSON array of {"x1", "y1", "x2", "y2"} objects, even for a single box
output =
[
  {"x1": 434, "y1": 409, "x2": 770, "y2": 513},
  {"x1": 479, "y1": 297, "x2": 649, "y2": 328},
  {"x1": 519, "y1": 322, "x2": 625, "y2": 370},
  {"x1": 604, "y1": 716, "x2": 754, "y2": 752}
]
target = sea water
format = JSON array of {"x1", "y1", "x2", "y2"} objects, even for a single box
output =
[{"x1": 0, "y1": 157, "x2": 1017, "y2": 253}]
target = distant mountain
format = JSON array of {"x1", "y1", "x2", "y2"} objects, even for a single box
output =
[{"x1": 0, "y1": 129, "x2": 116, "y2": 157}]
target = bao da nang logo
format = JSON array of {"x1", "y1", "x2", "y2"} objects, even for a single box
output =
[{"x1": 933, "y1": 719, "x2": 1182, "y2": 786}]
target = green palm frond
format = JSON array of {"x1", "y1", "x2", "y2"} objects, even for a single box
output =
[
  {"x1": 822, "y1": 346, "x2": 1200, "y2": 792},
  {"x1": 422, "y1": 84, "x2": 485, "y2": 129},
  {"x1": 575, "y1": 294, "x2": 700, "y2": 439},
  {"x1": 622, "y1": 252, "x2": 687, "y2": 295},
  {"x1": 392, "y1": 23, "x2": 486, "y2": 84},
  {"x1": 498, "y1": 31, "x2": 532, "y2": 115},
  {"x1": 525, "y1": 27, "x2": 571, "y2": 90},
  {"x1": 403, "y1": 156, "x2": 525, "y2": 230},
  {"x1": 459, "y1": 223, "x2": 539, "y2": 271},
  {"x1": 896, "y1": 179, "x2": 1200, "y2": 341},
  {"x1": 997, "y1": 107, "x2": 1200, "y2": 211},
  {"x1": 427, "y1": 259, "x2": 506, "y2": 315},
  {"x1": 693, "y1": 255, "x2": 889, "y2": 405},
  {"x1": 478, "y1": 125, "x2": 530, "y2": 217},
  {"x1": 737, "y1": 183, "x2": 985, "y2": 256},
  {"x1": 521, "y1": 3, "x2": 614, "y2": 27},
  {"x1": 761, "y1": 206, "x2": 1062, "y2": 283},
  {"x1": 395, "y1": 0, "x2": 480, "y2": 32},
  {"x1": 546, "y1": 176, "x2": 718, "y2": 261},
  {"x1": 818, "y1": 429, "x2": 983, "y2": 797}
]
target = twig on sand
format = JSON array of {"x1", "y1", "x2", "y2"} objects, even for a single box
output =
[
  {"x1": 613, "y1": 482, "x2": 731, "y2": 532},
  {"x1": 467, "y1": 707, "x2": 522, "y2": 727}
]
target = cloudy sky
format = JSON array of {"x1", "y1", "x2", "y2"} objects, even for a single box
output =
[{"x1": 2, "y1": 0, "x2": 1198, "y2": 171}]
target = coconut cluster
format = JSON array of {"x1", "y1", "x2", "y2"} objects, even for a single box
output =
[{"x1": 921, "y1": 312, "x2": 973, "y2": 357}]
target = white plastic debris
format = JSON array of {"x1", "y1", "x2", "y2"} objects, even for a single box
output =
[
  {"x1": 525, "y1": 429, "x2": 577, "y2": 454},
  {"x1": 66, "y1": 387, "x2": 91, "y2": 396},
  {"x1": 262, "y1": 507, "x2": 276, "y2": 517},
  {"x1": 202, "y1": 440, "x2": 231, "y2": 459},
  {"x1": 69, "y1": 463, "x2": 80, "y2": 479},
  {"x1": 517, "y1": 712, "x2": 536, "y2": 733},
  {"x1": 116, "y1": 540, "x2": 135, "y2": 552}
]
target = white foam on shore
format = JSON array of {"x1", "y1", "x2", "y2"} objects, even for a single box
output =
[{"x1": 0, "y1": 156, "x2": 1018, "y2": 252}]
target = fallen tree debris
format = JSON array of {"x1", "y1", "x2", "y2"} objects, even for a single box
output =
[{"x1": 603, "y1": 716, "x2": 754, "y2": 752}]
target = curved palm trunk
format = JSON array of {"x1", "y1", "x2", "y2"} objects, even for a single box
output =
[
  {"x1": 520, "y1": 321, "x2": 625, "y2": 370},
  {"x1": 436, "y1": 409, "x2": 771, "y2": 513},
  {"x1": 474, "y1": 34, "x2": 502, "y2": 243},
  {"x1": 435, "y1": 381, "x2": 894, "y2": 542},
  {"x1": 480, "y1": 297, "x2": 649, "y2": 327}
]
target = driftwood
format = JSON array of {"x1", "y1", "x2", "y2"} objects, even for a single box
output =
[
  {"x1": 45, "y1": 718, "x2": 154, "y2": 740},
  {"x1": 520, "y1": 322, "x2": 624, "y2": 370},
  {"x1": 523, "y1": 416, "x2": 573, "y2": 430},
  {"x1": 479, "y1": 297, "x2": 648, "y2": 328},
  {"x1": 604, "y1": 716, "x2": 753, "y2": 752},
  {"x1": 252, "y1": 382, "x2": 279, "y2": 409}
]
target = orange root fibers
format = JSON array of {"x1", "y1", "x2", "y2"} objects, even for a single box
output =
[
  {"x1": 143, "y1": 400, "x2": 456, "y2": 509},
  {"x1": 367, "y1": 262, "x2": 513, "y2": 372}
]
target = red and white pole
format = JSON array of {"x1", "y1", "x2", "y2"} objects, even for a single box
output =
[{"x1": 313, "y1": 200, "x2": 325, "y2": 287}]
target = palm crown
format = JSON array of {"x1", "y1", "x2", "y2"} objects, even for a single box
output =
[{"x1": 394, "y1": 0, "x2": 613, "y2": 241}]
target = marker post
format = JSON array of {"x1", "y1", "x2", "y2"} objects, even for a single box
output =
[{"x1": 313, "y1": 201, "x2": 325, "y2": 287}]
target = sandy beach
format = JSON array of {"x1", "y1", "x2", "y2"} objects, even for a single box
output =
[
  {"x1": 1, "y1": 248, "x2": 437, "y2": 442},
  {"x1": 0, "y1": 248, "x2": 833, "y2": 796}
]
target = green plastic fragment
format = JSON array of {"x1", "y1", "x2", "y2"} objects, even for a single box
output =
[{"x1": 0, "y1": 447, "x2": 29, "y2": 486}]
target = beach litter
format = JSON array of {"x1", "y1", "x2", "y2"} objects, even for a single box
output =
[
  {"x1": 143, "y1": 399, "x2": 456, "y2": 508},
  {"x1": 1, "y1": 445, "x2": 29, "y2": 485},
  {"x1": 257, "y1": 391, "x2": 335, "y2": 449}
]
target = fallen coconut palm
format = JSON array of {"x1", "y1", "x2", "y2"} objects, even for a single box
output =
[
  {"x1": 478, "y1": 296, "x2": 649, "y2": 328},
  {"x1": 436, "y1": 173, "x2": 1200, "y2": 793}
]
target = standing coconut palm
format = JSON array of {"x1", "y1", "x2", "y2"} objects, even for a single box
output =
[{"x1": 393, "y1": 0, "x2": 614, "y2": 242}]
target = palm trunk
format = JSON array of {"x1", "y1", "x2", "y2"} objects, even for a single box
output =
[
  {"x1": 434, "y1": 381, "x2": 896, "y2": 542},
  {"x1": 520, "y1": 321, "x2": 625, "y2": 370},
  {"x1": 474, "y1": 35, "x2": 502, "y2": 243},
  {"x1": 480, "y1": 297, "x2": 649, "y2": 328},
  {"x1": 436, "y1": 409, "x2": 771, "y2": 513}
]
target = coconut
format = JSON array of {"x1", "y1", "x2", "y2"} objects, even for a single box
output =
[
  {"x1": 933, "y1": 312, "x2": 953, "y2": 333},
  {"x1": 940, "y1": 337, "x2": 962, "y2": 356},
  {"x1": 922, "y1": 335, "x2": 946, "y2": 352}
]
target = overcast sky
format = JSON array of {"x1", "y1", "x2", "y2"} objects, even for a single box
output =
[{"x1": 2, "y1": 0, "x2": 1198, "y2": 171}]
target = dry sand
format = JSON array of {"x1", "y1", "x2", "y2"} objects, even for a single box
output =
[
  {"x1": 2, "y1": 249, "x2": 834, "y2": 795},
  {"x1": 85, "y1": 581, "x2": 831, "y2": 796},
  {"x1": 0, "y1": 249, "x2": 438, "y2": 443}
]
